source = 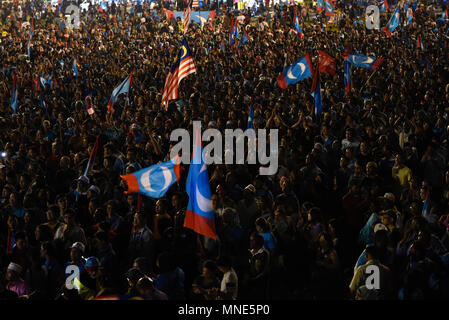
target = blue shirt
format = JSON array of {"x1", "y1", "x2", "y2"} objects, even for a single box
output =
[{"x1": 261, "y1": 232, "x2": 276, "y2": 250}]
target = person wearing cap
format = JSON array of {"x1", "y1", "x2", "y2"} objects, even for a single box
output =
[
  {"x1": 5, "y1": 262, "x2": 30, "y2": 297},
  {"x1": 63, "y1": 117, "x2": 75, "y2": 144},
  {"x1": 125, "y1": 268, "x2": 145, "y2": 298},
  {"x1": 136, "y1": 276, "x2": 168, "y2": 300},
  {"x1": 0, "y1": 270, "x2": 19, "y2": 300},
  {"x1": 64, "y1": 242, "x2": 87, "y2": 278},
  {"x1": 75, "y1": 257, "x2": 104, "y2": 300}
]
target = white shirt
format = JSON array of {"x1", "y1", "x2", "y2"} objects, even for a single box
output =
[{"x1": 221, "y1": 268, "x2": 238, "y2": 300}]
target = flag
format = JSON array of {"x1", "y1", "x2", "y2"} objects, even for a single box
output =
[
  {"x1": 184, "y1": 124, "x2": 216, "y2": 239},
  {"x1": 184, "y1": 6, "x2": 191, "y2": 34},
  {"x1": 344, "y1": 52, "x2": 384, "y2": 70},
  {"x1": 192, "y1": 0, "x2": 199, "y2": 7},
  {"x1": 197, "y1": 15, "x2": 208, "y2": 30},
  {"x1": 107, "y1": 73, "x2": 133, "y2": 114},
  {"x1": 83, "y1": 137, "x2": 99, "y2": 177},
  {"x1": 121, "y1": 158, "x2": 181, "y2": 199},
  {"x1": 229, "y1": 19, "x2": 239, "y2": 46},
  {"x1": 38, "y1": 75, "x2": 58, "y2": 89},
  {"x1": 406, "y1": 7, "x2": 413, "y2": 26},
  {"x1": 416, "y1": 34, "x2": 424, "y2": 50},
  {"x1": 220, "y1": 38, "x2": 225, "y2": 51},
  {"x1": 318, "y1": 50, "x2": 336, "y2": 75},
  {"x1": 310, "y1": 67, "x2": 322, "y2": 116},
  {"x1": 248, "y1": 106, "x2": 254, "y2": 129},
  {"x1": 344, "y1": 61, "x2": 352, "y2": 92},
  {"x1": 324, "y1": 1, "x2": 335, "y2": 16},
  {"x1": 385, "y1": 8, "x2": 400, "y2": 37},
  {"x1": 317, "y1": 0, "x2": 324, "y2": 12},
  {"x1": 276, "y1": 54, "x2": 314, "y2": 90},
  {"x1": 40, "y1": 95, "x2": 48, "y2": 114},
  {"x1": 421, "y1": 189, "x2": 435, "y2": 224},
  {"x1": 239, "y1": 28, "x2": 249, "y2": 46},
  {"x1": 72, "y1": 57, "x2": 79, "y2": 76},
  {"x1": 27, "y1": 36, "x2": 31, "y2": 58},
  {"x1": 379, "y1": 0, "x2": 389, "y2": 12},
  {"x1": 10, "y1": 73, "x2": 18, "y2": 113},
  {"x1": 442, "y1": 9, "x2": 448, "y2": 20},
  {"x1": 312, "y1": 76, "x2": 322, "y2": 116},
  {"x1": 294, "y1": 14, "x2": 304, "y2": 39},
  {"x1": 161, "y1": 38, "x2": 197, "y2": 108},
  {"x1": 209, "y1": 10, "x2": 216, "y2": 20},
  {"x1": 164, "y1": 9, "x2": 175, "y2": 21}
]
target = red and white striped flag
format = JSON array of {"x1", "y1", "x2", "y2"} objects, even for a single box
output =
[
  {"x1": 161, "y1": 38, "x2": 197, "y2": 109},
  {"x1": 192, "y1": 0, "x2": 199, "y2": 7},
  {"x1": 184, "y1": 6, "x2": 191, "y2": 34}
]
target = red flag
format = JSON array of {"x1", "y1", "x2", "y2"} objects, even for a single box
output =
[
  {"x1": 164, "y1": 9, "x2": 174, "y2": 21},
  {"x1": 318, "y1": 50, "x2": 336, "y2": 75},
  {"x1": 209, "y1": 10, "x2": 216, "y2": 20}
]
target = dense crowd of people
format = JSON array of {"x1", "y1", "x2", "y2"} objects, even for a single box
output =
[{"x1": 0, "y1": 0, "x2": 449, "y2": 300}]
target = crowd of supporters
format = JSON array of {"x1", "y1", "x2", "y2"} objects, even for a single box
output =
[{"x1": 0, "y1": 0, "x2": 449, "y2": 300}]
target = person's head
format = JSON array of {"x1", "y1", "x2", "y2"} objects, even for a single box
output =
[
  {"x1": 307, "y1": 207, "x2": 321, "y2": 223},
  {"x1": 126, "y1": 268, "x2": 145, "y2": 288},
  {"x1": 133, "y1": 211, "x2": 146, "y2": 228},
  {"x1": 395, "y1": 153, "x2": 404, "y2": 167},
  {"x1": 155, "y1": 199, "x2": 167, "y2": 214},
  {"x1": 70, "y1": 242, "x2": 85, "y2": 262},
  {"x1": 5, "y1": 263, "x2": 22, "y2": 282},
  {"x1": 171, "y1": 192, "x2": 183, "y2": 209},
  {"x1": 133, "y1": 257, "x2": 150, "y2": 276},
  {"x1": 365, "y1": 245, "x2": 378, "y2": 261},
  {"x1": 15, "y1": 232, "x2": 27, "y2": 250},
  {"x1": 217, "y1": 255, "x2": 233, "y2": 273},
  {"x1": 202, "y1": 260, "x2": 218, "y2": 279},
  {"x1": 249, "y1": 232, "x2": 265, "y2": 250},
  {"x1": 318, "y1": 232, "x2": 333, "y2": 250},
  {"x1": 64, "y1": 208, "x2": 77, "y2": 226},
  {"x1": 374, "y1": 229, "x2": 389, "y2": 249},
  {"x1": 255, "y1": 217, "x2": 270, "y2": 233},
  {"x1": 136, "y1": 276, "x2": 155, "y2": 296},
  {"x1": 85, "y1": 257, "x2": 100, "y2": 279},
  {"x1": 380, "y1": 210, "x2": 396, "y2": 227},
  {"x1": 46, "y1": 204, "x2": 59, "y2": 222}
]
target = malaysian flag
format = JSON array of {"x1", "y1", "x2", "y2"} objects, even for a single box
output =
[
  {"x1": 161, "y1": 38, "x2": 197, "y2": 109},
  {"x1": 184, "y1": 6, "x2": 191, "y2": 34},
  {"x1": 192, "y1": 0, "x2": 199, "y2": 7}
]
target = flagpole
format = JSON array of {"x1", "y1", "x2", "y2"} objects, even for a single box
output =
[{"x1": 359, "y1": 68, "x2": 378, "y2": 93}]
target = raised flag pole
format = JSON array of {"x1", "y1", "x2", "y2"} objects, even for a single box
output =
[{"x1": 359, "y1": 68, "x2": 379, "y2": 93}]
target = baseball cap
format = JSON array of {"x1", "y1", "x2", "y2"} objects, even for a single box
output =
[
  {"x1": 70, "y1": 242, "x2": 85, "y2": 254},
  {"x1": 88, "y1": 185, "x2": 100, "y2": 194},
  {"x1": 373, "y1": 223, "x2": 389, "y2": 234},
  {"x1": 77, "y1": 175, "x2": 89, "y2": 184},
  {"x1": 244, "y1": 184, "x2": 256, "y2": 193},
  {"x1": 7, "y1": 262, "x2": 22, "y2": 273},
  {"x1": 66, "y1": 117, "x2": 75, "y2": 123},
  {"x1": 383, "y1": 193, "x2": 396, "y2": 202},
  {"x1": 85, "y1": 256, "x2": 100, "y2": 269}
]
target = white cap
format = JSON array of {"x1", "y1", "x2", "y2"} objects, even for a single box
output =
[
  {"x1": 374, "y1": 223, "x2": 389, "y2": 234},
  {"x1": 7, "y1": 262, "x2": 22, "y2": 273}
]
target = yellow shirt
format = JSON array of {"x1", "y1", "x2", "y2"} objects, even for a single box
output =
[{"x1": 392, "y1": 166, "x2": 412, "y2": 189}]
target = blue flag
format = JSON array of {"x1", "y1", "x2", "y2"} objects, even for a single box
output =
[
  {"x1": 312, "y1": 78, "x2": 322, "y2": 116},
  {"x1": 73, "y1": 57, "x2": 79, "y2": 77},
  {"x1": 248, "y1": 106, "x2": 254, "y2": 129}
]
